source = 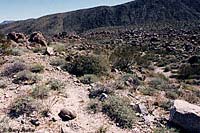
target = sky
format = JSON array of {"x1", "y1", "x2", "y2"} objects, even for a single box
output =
[{"x1": 0, "y1": 0, "x2": 133, "y2": 22}]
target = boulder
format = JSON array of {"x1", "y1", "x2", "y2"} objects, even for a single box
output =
[
  {"x1": 7, "y1": 32, "x2": 27, "y2": 43},
  {"x1": 58, "y1": 109, "x2": 77, "y2": 121},
  {"x1": 188, "y1": 55, "x2": 200, "y2": 64},
  {"x1": 29, "y1": 32, "x2": 47, "y2": 46},
  {"x1": 170, "y1": 100, "x2": 200, "y2": 132},
  {"x1": 45, "y1": 47, "x2": 54, "y2": 55}
]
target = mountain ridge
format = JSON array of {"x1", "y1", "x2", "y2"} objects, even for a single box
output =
[{"x1": 0, "y1": 0, "x2": 200, "y2": 35}]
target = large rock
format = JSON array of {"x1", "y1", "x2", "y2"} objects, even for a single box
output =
[
  {"x1": 170, "y1": 100, "x2": 200, "y2": 132},
  {"x1": 58, "y1": 109, "x2": 76, "y2": 121},
  {"x1": 7, "y1": 32, "x2": 27, "y2": 43},
  {"x1": 29, "y1": 32, "x2": 47, "y2": 46}
]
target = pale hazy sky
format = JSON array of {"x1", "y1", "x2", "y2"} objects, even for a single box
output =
[{"x1": 0, "y1": 0, "x2": 133, "y2": 22}]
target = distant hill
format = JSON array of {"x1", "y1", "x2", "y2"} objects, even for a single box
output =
[
  {"x1": 0, "y1": 0, "x2": 200, "y2": 35},
  {"x1": 0, "y1": 21, "x2": 14, "y2": 25}
]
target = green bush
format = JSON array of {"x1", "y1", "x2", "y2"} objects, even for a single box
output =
[
  {"x1": 11, "y1": 48, "x2": 23, "y2": 56},
  {"x1": 48, "y1": 79, "x2": 65, "y2": 91},
  {"x1": 87, "y1": 100, "x2": 102, "y2": 114},
  {"x1": 62, "y1": 54, "x2": 110, "y2": 76},
  {"x1": 50, "y1": 58, "x2": 66, "y2": 66},
  {"x1": 8, "y1": 96, "x2": 38, "y2": 118},
  {"x1": 140, "y1": 86, "x2": 157, "y2": 96},
  {"x1": 79, "y1": 74, "x2": 99, "y2": 84},
  {"x1": 30, "y1": 63, "x2": 45, "y2": 73},
  {"x1": 13, "y1": 70, "x2": 38, "y2": 85},
  {"x1": 31, "y1": 85, "x2": 49, "y2": 99},
  {"x1": 109, "y1": 45, "x2": 152, "y2": 71},
  {"x1": 102, "y1": 95, "x2": 136, "y2": 128}
]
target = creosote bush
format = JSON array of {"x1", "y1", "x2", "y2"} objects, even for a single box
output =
[
  {"x1": 62, "y1": 54, "x2": 110, "y2": 76},
  {"x1": 30, "y1": 63, "x2": 45, "y2": 73},
  {"x1": 102, "y1": 95, "x2": 136, "y2": 128}
]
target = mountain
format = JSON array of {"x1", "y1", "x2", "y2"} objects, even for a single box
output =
[
  {"x1": 0, "y1": 0, "x2": 200, "y2": 35},
  {"x1": 0, "y1": 21, "x2": 15, "y2": 25}
]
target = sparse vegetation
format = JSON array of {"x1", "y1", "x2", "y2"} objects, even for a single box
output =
[
  {"x1": 47, "y1": 78, "x2": 65, "y2": 91},
  {"x1": 13, "y1": 70, "x2": 38, "y2": 85},
  {"x1": 62, "y1": 54, "x2": 110, "y2": 76},
  {"x1": 31, "y1": 84, "x2": 49, "y2": 99},
  {"x1": 102, "y1": 95, "x2": 136, "y2": 128},
  {"x1": 8, "y1": 96, "x2": 38, "y2": 118},
  {"x1": 30, "y1": 63, "x2": 45, "y2": 73},
  {"x1": 89, "y1": 85, "x2": 114, "y2": 99},
  {"x1": 1, "y1": 62, "x2": 26, "y2": 77},
  {"x1": 96, "y1": 125, "x2": 108, "y2": 133},
  {"x1": 50, "y1": 58, "x2": 66, "y2": 66},
  {"x1": 79, "y1": 74, "x2": 99, "y2": 84}
]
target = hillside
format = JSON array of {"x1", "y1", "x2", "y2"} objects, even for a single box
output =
[{"x1": 0, "y1": 0, "x2": 200, "y2": 35}]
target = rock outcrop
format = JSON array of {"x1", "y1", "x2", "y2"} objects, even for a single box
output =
[
  {"x1": 170, "y1": 100, "x2": 200, "y2": 132},
  {"x1": 29, "y1": 32, "x2": 47, "y2": 46}
]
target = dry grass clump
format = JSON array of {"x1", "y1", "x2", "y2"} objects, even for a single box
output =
[{"x1": 1, "y1": 62, "x2": 26, "y2": 77}]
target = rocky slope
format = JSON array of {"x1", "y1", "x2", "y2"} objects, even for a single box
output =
[{"x1": 0, "y1": 0, "x2": 200, "y2": 35}]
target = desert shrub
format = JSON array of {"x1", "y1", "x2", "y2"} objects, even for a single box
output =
[
  {"x1": 149, "y1": 77, "x2": 169, "y2": 91},
  {"x1": 13, "y1": 70, "x2": 38, "y2": 85},
  {"x1": 8, "y1": 96, "x2": 38, "y2": 118},
  {"x1": 154, "y1": 127, "x2": 180, "y2": 133},
  {"x1": 10, "y1": 48, "x2": 23, "y2": 56},
  {"x1": 1, "y1": 62, "x2": 26, "y2": 77},
  {"x1": 180, "y1": 91, "x2": 200, "y2": 104},
  {"x1": 0, "y1": 80, "x2": 7, "y2": 89},
  {"x1": 110, "y1": 45, "x2": 152, "y2": 71},
  {"x1": 140, "y1": 86, "x2": 157, "y2": 96},
  {"x1": 164, "y1": 66, "x2": 171, "y2": 72},
  {"x1": 178, "y1": 63, "x2": 200, "y2": 79},
  {"x1": 52, "y1": 43, "x2": 66, "y2": 53},
  {"x1": 50, "y1": 58, "x2": 66, "y2": 66},
  {"x1": 87, "y1": 99, "x2": 102, "y2": 114},
  {"x1": 89, "y1": 85, "x2": 114, "y2": 99},
  {"x1": 30, "y1": 63, "x2": 45, "y2": 73},
  {"x1": 166, "y1": 91, "x2": 179, "y2": 99},
  {"x1": 115, "y1": 74, "x2": 140, "y2": 90},
  {"x1": 0, "y1": 40, "x2": 12, "y2": 55},
  {"x1": 32, "y1": 47, "x2": 46, "y2": 53},
  {"x1": 0, "y1": 58, "x2": 6, "y2": 66},
  {"x1": 102, "y1": 95, "x2": 136, "y2": 128},
  {"x1": 47, "y1": 79, "x2": 65, "y2": 91},
  {"x1": 31, "y1": 85, "x2": 49, "y2": 99},
  {"x1": 109, "y1": 45, "x2": 139, "y2": 72},
  {"x1": 96, "y1": 125, "x2": 108, "y2": 133},
  {"x1": 62, "y1": 54, "x2": 110, "y2": 76},
  {"x1": 79, "y1": 74, "x2": 99, "y2": 84},
  {"x1": 158, "y1": 100, "x2": 173, "y2": 111}
]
